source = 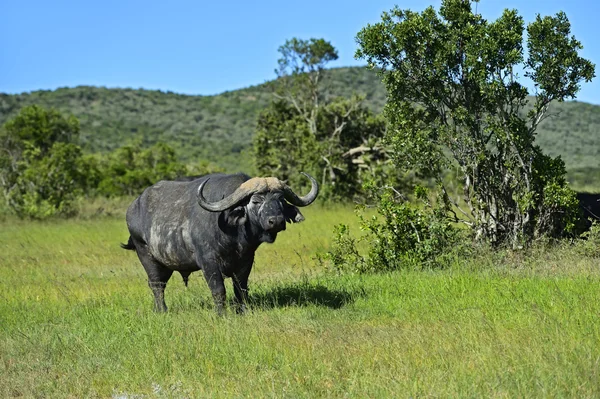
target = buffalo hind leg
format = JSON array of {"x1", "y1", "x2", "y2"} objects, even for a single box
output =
[
  {"x1": 135, "y1": 244, "x2": 173, "y2": 312},
  {"x1": 148, "y1": 271, "x2": 173, "y2": 312},
  {"x1": 202, "y1": 269, "x2": 226, "y2": 315},
  {"x1": 233, "y1": 263, "x2": 252, "y2": 314}
]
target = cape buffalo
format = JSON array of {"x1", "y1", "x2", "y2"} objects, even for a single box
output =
[
  {"x1": 121, "y1": 172, "x2": 318, "y2": 314},
  {"x1": 576, "y1": 192, "x2": 600, "y2": 230}
]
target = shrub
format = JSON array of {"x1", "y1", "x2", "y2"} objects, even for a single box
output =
[
  {"x1": 96, "y1": 141, "x2": 187, "y2": 197},
  {"x1": 324, "y1": 186, "x2": 463, "y2": 273},
  {"x1": 0, "y1": 105, "x2": 93, "y2": 219}
]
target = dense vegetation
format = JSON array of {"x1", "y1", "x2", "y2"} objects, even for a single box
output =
[
  {"x1": 0, "y1": 105, "x2": 93, "y2": 218},
  {"x1": 351, "y1": 1, "x2": 593, "y2": 250},
  {"x1": 1, "y1": 67, "x2": 599, "y2": 177},
  {"x1": 0, "y1": 105, "x2": 201, "y2": 218},
  {"x1": 254, "y1": 39, "x2": 392, "y2": 201}
]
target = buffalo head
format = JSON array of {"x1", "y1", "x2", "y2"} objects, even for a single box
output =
[{"x1": 196, "y1": 172, "x2": 319, "y2": 243}]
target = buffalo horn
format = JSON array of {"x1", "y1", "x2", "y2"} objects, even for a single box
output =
[
  {"x1": 283, "y1": 172, "x2": 319, "y2": 207},
  {"x1": 196, "y1": 178, "x2": 255, "y2": 212},
  {"x1": 197, "y1": 173, "x2": 319, "y2": 212}
]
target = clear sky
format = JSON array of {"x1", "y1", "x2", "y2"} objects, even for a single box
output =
[{"x1": 1, "y1": 0, "x2": 599, "y2": 104}]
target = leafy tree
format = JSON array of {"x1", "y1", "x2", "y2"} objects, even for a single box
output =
[
  {"x1": 254, "y1": 97, "x2": 391, "y2": 200},
  {"x1": 14, "y1": 143, "x2": 91, "y2": 218},
  {"x1": 0, "y1": 105, "x2": 92, "y2": 218},
  {"x1": 96, "y1": 141, "x2": 187, "y2": 197},
  {"x1": 255, "y1": 38, "x2": 392, "y2": 200},
  {"x1": 274, "y1": 37, "x2": 339, "y2": 136},
  {"x1": 355, "y1": 0, "x2": 595, "y2": 246},
  {"x1": 1, "y1": 104, "x2": 79, "y2": 154}
]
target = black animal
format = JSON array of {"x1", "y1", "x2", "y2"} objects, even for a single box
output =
[
  {"x1": 121, "y1": 172, "x2": 318, "y2": 313},
  {"x1": 175, "y1": 174, "x2": 204, "y2": 182},
  {"x1": 576, "y1": 192, "x2": 600, "y2": 230}
]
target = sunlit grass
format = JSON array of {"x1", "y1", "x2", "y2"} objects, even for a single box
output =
[{"x1": 1, "y1": 205, "x2": 600, "y2": 397}]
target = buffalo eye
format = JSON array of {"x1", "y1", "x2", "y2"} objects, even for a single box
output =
[{"x1": 251, "y1": 196, "x2": 264, "y2": 205}]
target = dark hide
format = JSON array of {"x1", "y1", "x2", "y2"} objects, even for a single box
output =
[
  {"x1": 175, "y1": 174, "x2": 205, "y2": 182},
  {"x1": 576, "y1": 192, "x2": 600, "y2": 230},
  {"x1": 122, "y1": 173, "x2": 314, "y2": 314}
]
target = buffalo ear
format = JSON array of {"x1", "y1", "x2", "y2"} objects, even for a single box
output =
[
  {"x1": 283, "y1": 201, "x2": 305, "y2": 223},
  {"x1": 224, "y1": 206, "x2": 247, "y2": 226}
]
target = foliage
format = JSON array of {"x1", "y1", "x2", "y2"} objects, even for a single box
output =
[
  {"x1": 254, "y1": 97, "x2": 391, "y2": 200},
  {"x1": 275, "y1": 37, "x2": 339, "y2": 127},
  {"x1": 1, "y1": 67, "x2": 600, "y2": 178},
  {"x1": 325, "y1": 186, "x2": 462, "y2": 273},
  {"x1": 0, "y1": 106, "x2": 197, "y2": 217},
  {"x1": 0, "y1": 105, "x2": 93, "y2": 218},
  {"x1": 356, "y1": 0, "x2": 595, "y2": 246},
  {"x1": 254, "y1": 39, "x2": 393, "y2": 200},
  {"x1": 95, "y1": 141, "x2": 188, "y2": 197},
  {"x1": 574, "y1": 221, "x2": 600, "y2": 257}
]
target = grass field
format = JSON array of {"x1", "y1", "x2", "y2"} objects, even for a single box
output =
[{"x1": 1, "y1": 205, "x2": 600, "y2": 398}]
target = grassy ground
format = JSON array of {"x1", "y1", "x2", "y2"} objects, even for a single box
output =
[{"x1": 1, "y1": 205, "x2": 600, "y2": 398}]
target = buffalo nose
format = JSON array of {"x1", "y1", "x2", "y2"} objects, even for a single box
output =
[{"x1": 267, "y1": 215, "x2": 284, "y2": 229}]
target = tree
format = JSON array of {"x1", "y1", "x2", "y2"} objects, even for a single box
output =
[
  {"x1": 0, "y1": 105, "x2": 92, "y2": 218},
  {"x1": 96, "y1": 141, "x2": 187, "y2": 197},
  {"x1": 255, "y1": 38, "x2": 392, "y2": 200},
  {"x1": 274, "y1": 37, "x2": 339, "y2": 136},
  {"x1": 355, "y1": 0, "x2": 595, "y2": 246}
]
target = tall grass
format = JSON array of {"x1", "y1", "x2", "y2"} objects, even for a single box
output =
[{"x1": 1, "y1": 205, "x2": 599, "y2": 397}]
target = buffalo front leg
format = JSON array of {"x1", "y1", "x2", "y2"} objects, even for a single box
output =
[
  {"x1": 135, "y1": 244, "x2": 173, "y2": 312},
  {"x1": 202, "y1": 268, "x2": 227, "y2": 315},
  {"x1": 232, "y1": 262, "x2": 252, "y2": 314}
]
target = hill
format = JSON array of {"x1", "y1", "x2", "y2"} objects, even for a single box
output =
[
  {"x1": 0, "y1": 67, "x2": 385, "y2": 172},
  {"x1": 0, "y1": 67, "x2": 599, "y2": 177}
]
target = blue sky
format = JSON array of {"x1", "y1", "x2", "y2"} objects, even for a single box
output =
[{"x1": 1, "y1": 0, "x2": 599, "y2": 104}]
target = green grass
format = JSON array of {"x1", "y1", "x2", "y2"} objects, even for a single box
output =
[{"x1": 1, "y1": 206, "x2": 600, "y2": 398}]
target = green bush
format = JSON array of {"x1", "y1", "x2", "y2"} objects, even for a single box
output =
[
  {"x1": 95, "y1": 141, "x2": 187, "y2": 197},
  {"x1": 324, "y1": 187, "x2": 463, "y2": 273},
  {"x1": 0, "y1": 105, "x2": 94, "y2": 219},
  {"x1": 8, "y1": 143, "x2": 93, "y2": 218},
  {"x1": 574, "y1": 222, "x2": 600, "y2": 258}
]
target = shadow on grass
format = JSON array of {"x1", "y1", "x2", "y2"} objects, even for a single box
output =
[
  {"x1": 166, "y1": 278, "x2": 361, "y2": 313},
  {"x1": 248, "y1": 283, "x2": 356, "y2": 310}
]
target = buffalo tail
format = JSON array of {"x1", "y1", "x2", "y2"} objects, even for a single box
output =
[{"x1": 120, "y1": 236, "x2": 136, "y2": 250}]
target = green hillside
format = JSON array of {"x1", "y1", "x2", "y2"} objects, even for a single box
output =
[
  {"x1": 0, "y1": 66, "x2": 598, "y2": 175},
  {"x1": 535, "y1": 100, "x2": 600, "y2": 166}
]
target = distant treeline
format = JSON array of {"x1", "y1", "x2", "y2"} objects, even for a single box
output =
[
  {"x1": 0, "y1": 105, "x2": 221, "y2": 219},
  {"x1": 2, "y1": 67, "x2": 598, "y2": 175},
  {"x1": 0, "y1": 68, "x2": 385, "y2": 173}
]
